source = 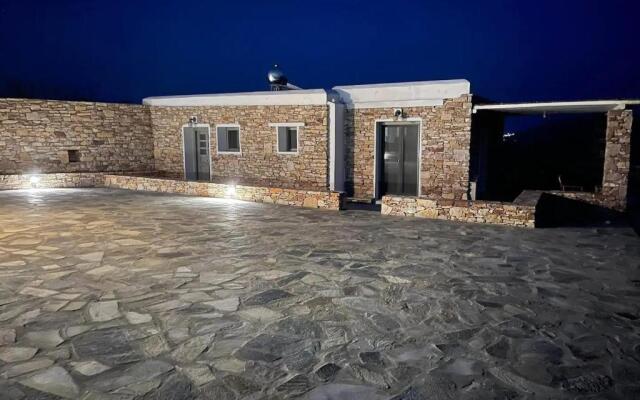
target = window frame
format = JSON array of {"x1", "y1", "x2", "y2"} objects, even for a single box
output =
[
  {"x1": 271, "y1": 122, "x2": 303, "y2": 155},
  {"x1": 215, "y1": 124, "x2": 242, "y2": 155}
]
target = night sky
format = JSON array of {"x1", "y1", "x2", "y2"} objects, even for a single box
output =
[{"x1": 1, "y1": 0, "x2": 639, "y2": 104}]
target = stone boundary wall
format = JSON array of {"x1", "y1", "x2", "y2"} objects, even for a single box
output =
[
  {"x1": 344, "y1": 95, "x2": 472, "y2": 200},
  {"x1": 149, "y1": 105, "x2": 329, "y2": 189},
  {"x1": 544, "y1": 191, "x2": 604, "y2": 206},
  {"x1": 0, "y1": 172, "x2": 108, "y2": 190},
  {"x1": 103, "y1": 175, "x2": 344, "y2": 210},
  {"x1": 381, "y1": 195, "x2": 536, "y2": 228},
  {"x1": 541, "y1": 190, "x2": 623, "y2": 210},
  {"x1": 0, "y1": 98, "x2": 154, "y2": 174}
]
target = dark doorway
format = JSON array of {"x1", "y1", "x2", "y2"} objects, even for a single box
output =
[{"x1": 376, "y1": 123, "x2": 419, "y2": 198}]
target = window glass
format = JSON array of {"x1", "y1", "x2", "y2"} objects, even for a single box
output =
[
  {"x1": 217, "y1": 127, "x2": 240, "y2": 153},
  {"x1": 227, "y1": 129, "x2": 240, "y2": 151},
  {"x1": 277, "y1": 126, "x2": 298, "y2": 153}
]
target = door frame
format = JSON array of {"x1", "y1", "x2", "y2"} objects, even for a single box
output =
[
  {"x1": 373, "y1": 118, "x2": 422, "y2": 199},
  {"x1": 181, "y1": 123, "x2": 212, "y2": 181}
]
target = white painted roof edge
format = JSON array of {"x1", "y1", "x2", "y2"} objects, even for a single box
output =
[
  {"x1": 332, "y1": 79, "x2": 470, "y2": 108},
  {"x1": 332, "y1": 78, "x2": 470, "y2": 90},
  {"x1": 142, "y1": 89, "x2": 328, "y2": 106},
  {"x1": 473, "y1": 99, "x2": 640, "y2": 113},
  {"x1": 346, "y1": 99, "x2": 446, "y2": 109}
]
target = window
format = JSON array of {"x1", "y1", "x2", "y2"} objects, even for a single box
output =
[
  {"x1": 67, "y1": 150, "x2": 80, "y2": 163},
  {"x1": 217, "y1": 126, "x2": 240, "y2": 153},
  {"x1": 277, "y1": 126, "x2": 298, "y2": 153},
  {"x1": 198, "y1": 133, "x2": 208, "y2": 155}
]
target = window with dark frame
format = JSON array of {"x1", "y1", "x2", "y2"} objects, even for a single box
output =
[
  {"x1": 277, "y1": 126, "x2": 298, "y2": 153},
  {"x1": 217, "y1": 126, "x2": 240, "y2": 153}
]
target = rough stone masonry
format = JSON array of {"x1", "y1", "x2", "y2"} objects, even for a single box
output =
[
  {"x1": 344, "y1": 95, "x2": 472, "y2": 200},
  {"x1": 0, "y1": 99, "x2": 154, "y2": 174},
  {"x1": 150, "y1": 104, "x2": 329, "y2": 190}
]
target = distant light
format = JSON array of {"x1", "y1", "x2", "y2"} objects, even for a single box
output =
[{"x1": 225, "y1": 185, "x2": 236, "y2": 197}]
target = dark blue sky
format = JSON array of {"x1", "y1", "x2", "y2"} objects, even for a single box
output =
[{"x1": 1, "y1": 0, "x2": 639, "y2": 104}]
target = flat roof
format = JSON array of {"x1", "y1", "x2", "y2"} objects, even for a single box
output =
[
  {"x1": 333, "y1": 79, "x2": 470, "y2": 108},
  {"x1": 332, "y1": 79, "x2": 470, "y2": 90},
  {"x1": 142, "y1": 80, "x2": 471, "y2": 108},
  {"x1": 142, "y1": 89, "x2": 328, "y2": 106},
  {"x1": 473, "y1": 99, "x2": 640, "y2": 114}
]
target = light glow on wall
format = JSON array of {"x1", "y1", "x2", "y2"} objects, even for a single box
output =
[
  {"x1": 225, "y1": 185, "x2": 236, "y2": 197},
  {"x1": 29, "y1": 175, "x2": 41, "y2": 186}
]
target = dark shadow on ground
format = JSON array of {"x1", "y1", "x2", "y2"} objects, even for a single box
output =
[
  {"x1": 343, "y1": 201, "x2": 381, "y2": 212},
  {"x1": 535, "y1": 193, "x2": 629, "y2": 228}
]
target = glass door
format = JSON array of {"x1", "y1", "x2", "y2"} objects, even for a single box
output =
[{"x1": 381, "y1": 124, "x2": 419, "y2": 196}]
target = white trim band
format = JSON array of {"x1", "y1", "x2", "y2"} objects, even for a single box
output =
[
  {"x1": 268, "y1": 122, "x2": 305, "y2": 127},
  {"x1": 143, "y1": 89, "x2": 328, "y2": 107}
]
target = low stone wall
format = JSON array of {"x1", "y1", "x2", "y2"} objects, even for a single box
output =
[
  {"x1": 536, "y1": 191, "x2": 619, "y2": 210},
  {"x1": 543, "y1": 191, "x2": 597, "y2": 203},
  {"x1": 104, "y1": 175, "x2": 344, "y2": 210},
  {"x1": 0, "y1": 173, "x2": 108, "y2": 190},
  {"x1": 381, "y1": 195, "x2": 536, "y2": 228}
]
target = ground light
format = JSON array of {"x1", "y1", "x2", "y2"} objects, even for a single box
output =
[
  {"x1": 29, "y1": 175, "x2": 41, "y2": 188},
  {"x1": 224, "y1": 185, "x2": 237, "y2": 198}
]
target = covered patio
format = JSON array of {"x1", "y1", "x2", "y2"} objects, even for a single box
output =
[{"x1": 471, "y1": 99, "x2": 638, "y2": 212}]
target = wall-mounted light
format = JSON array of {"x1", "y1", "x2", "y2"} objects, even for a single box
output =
[{"x1": 189, "y1": 116, "x2": 198, "y2": 126}]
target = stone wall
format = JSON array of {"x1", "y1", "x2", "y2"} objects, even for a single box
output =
[
  {"x1": 104, "y1": 175, "x2": 343, "y2": 210},
  {"x1": 0, "y1": 99, "x2": 155, "y2": 174},
  {"x1": 381, "y1": 195, "x2": 536, "y2": 228},
  {"x1": 150, "y1": 105, "x2": 329, "y2": 190},
  {"x1": 0, "y1": 172, "x2": 107, "y2": 190},
  {"x1": 344, "y1": 95, "x2": 472, "y2": 200},
  {"x1": 601, "y1": 109, "x2": 632, "y2": 211}
]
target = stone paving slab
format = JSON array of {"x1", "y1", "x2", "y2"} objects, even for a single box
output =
[{"x1": 0, "y1": 188, "x2": 638, "y2": 399}]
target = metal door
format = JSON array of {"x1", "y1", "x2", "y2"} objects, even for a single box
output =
[
  {"x1": 183, "y1": 127, "x2": 210, "y2": 181},
  {"x1": 381, "y1": 124, "x2": 419, "y2": 196}
]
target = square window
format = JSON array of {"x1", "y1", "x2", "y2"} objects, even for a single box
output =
[
  {"x1": 67, "y1": 150, "x2": 80, "y2": 163},
  {"x1": 217, "y1": 126, "x2": 240, "y2": 153},
  {"x1": 277, "y1": 126, "x2": 298, "y2": 153}
]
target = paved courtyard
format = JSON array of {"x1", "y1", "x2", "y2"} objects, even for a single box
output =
[{"x1": 0, "y1": 188, "x2": 639, "y2": 399}]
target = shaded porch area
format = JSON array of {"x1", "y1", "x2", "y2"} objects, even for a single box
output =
[{"x1": 471, "y1": 99, "x2": 636, "y2": 212}]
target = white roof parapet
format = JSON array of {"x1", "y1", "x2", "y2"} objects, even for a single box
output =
[
  {"x1": 332, "y1": 79, "x2": 471, "y2": 109},
  {"x1": 473, "y1": 99, "x2": 640, "y2": 114},
  {"x1": 142, "y1": 89, "x2": 328, "y2": 107}
]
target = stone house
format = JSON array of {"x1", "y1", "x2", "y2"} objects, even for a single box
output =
[
  {"x1": 142, "y1": 79, "x2": 473, "y2": 201},
  {"x1": 0, "y1": 78, "x2": 635, "y2": 227}
]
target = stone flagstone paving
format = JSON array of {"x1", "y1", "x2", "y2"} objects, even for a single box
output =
[{"x1": 0, "y1": 188, "x2": 639, "y2": 399}]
